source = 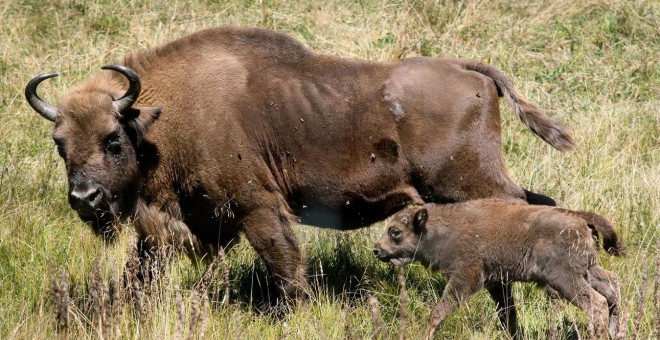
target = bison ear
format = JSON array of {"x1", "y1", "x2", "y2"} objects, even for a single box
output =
[
  {"x1": 120, "y1": 106, "x2": 160, "y2": 129},
  {"x1": 121, "y1": 106, "x2": 161, "y2": 146},
  {"x1": 412, "y1": 208, "x2": 428, "y2": 234}
]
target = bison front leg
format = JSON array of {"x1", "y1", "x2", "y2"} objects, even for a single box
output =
[
  {"x1": 124, "y1": 237, "x2": 170, "y2": 288},
  {"x1": 242, "y1": 205, "x2": 307, "y2": 301}
]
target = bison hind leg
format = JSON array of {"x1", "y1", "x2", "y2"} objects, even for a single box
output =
[{"x1": 524, "y1": 189, "x2": 557, "y2": 206}]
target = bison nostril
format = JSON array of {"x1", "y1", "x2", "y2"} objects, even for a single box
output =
[
  {"x1": 88, "y1": 188, "x2": 101, "y2": 204},
  {"x1": 373, "y1": 248, "x2": 379, "y2": 256}
]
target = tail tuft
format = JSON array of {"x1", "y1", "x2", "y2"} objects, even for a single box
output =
[
  {"x1": 462, "y1": 60, "x2": 575, "y2": 151},
  {"x1": 573, "y1": 211, "x2": 626, "y2": 256},
  {"x1": 501, "y1": 89, "x2": 576, "y2": 151}
]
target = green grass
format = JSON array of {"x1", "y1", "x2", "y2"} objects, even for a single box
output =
[{"x1": 1, "y1": 0, "x2": 658, "y2": 338}]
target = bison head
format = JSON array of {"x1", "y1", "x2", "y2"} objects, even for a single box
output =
[
  {"x1": 25, "y1": 65, "x2": 160, "y2": 240},
  {"x1": 373, "y1": 206, "x2": 428, "y2": 266}
]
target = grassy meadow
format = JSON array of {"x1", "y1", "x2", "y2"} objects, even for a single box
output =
[{"x1": 1, "y1": 0, "x2": 658, "y2": 338}]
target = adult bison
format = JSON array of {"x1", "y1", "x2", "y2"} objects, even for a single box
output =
[{"x1": 25, "y1": 27, "x2": 573, "y2": 298}]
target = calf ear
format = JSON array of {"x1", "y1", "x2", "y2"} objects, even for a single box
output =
[
  {"x1": 121, "y1": 106, "x2": 161, "y2": 146},
  {"x1": 413, "y1": 208, "x2": 428, "y2": 233}
]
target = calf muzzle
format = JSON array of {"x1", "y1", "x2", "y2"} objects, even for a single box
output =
[{"x1": 372, "y1": 247, "x2": 390, "y2": 262}]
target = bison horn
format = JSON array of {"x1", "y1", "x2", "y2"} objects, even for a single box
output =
[
  {"x1": 101, "y1": 65, "x2": 141, "y2": 113},
  {"x1": 25, "y1": 72, "x2": 59, "y2": 122}
]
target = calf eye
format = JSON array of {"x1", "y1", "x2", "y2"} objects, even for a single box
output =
[{"x1": 389, "y1": 229, "x2": 401, "y2": 239}]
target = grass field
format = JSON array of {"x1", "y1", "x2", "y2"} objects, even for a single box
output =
[{"x1": 1, "y1": 0, "x2": 658, "y2": 338}]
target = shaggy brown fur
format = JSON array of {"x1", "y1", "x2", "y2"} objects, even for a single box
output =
[
  {"x1": 374, "y1": 200, "x2": 624, "y2": 339},
  {"x1": 26, "y1": 27, "x2": 573, "y2": 298}
]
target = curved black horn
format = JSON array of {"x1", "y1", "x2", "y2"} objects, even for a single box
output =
[
  {"x1": 25, "y1": 73, "x2": 59, "y2": 122},
  {"x1": 101, "y1": 65, "x2": 141, "y2": 113}
]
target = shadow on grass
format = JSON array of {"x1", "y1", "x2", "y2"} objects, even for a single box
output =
[{"x1": 209, "y1": 232, "x2": 448, "y2": 318}]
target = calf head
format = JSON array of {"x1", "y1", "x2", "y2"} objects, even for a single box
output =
[
  {"x1": 373, "y1": 206, "x2": 428, "y2": 265},
  {"x1": 25, "y1": 65, "x2": 160, "y2": 240}
]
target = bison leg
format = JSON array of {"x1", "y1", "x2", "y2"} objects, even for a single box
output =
[
  {"x1": 548, "y1": 277, "x2": 609, "y2": 338},
  {"x1": 121, "y1": 237, "x2": 171, "y2": 293},
  {"x1": 424, "y1": 272, "x2": 483, "y2": 340},
  {"x1": 242, "y1": 206, "x2": 306, "y2": 301},
  {"x1": 486, "y1": 281, "x2": 519, "y2": 338},
  {"x1": 523, "y1": 189, "x2": 557, "y2": 206},
  {"x1": 589, "y1": 266, "x2": 623, "y2": 339}
]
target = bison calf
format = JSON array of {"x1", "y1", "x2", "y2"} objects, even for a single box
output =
[{"x1": 373, "y1": 199, "x2": 624, "y2": 339}]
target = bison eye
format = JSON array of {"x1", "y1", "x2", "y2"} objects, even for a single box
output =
[
  {"x1": 56, "y1": 145, "x2": 66, "y2": 158},
  {"x1": 53, "y1": 139, "x2": 66, "y2": 159},
  {"x1": 105, "y1": 132, "x2": 122, "y2": 155},
  {"x1": 389, "y1": 229, "x2": 401, "y2": 239},
  {"x1": 106, "y1": 141, "x2": 122, "y2": 154}
]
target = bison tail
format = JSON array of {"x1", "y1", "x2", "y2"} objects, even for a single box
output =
[
  {"x1": 463, "y1": 61, "x2": 575, "y2": 151},
  {"x1": 574, "y1": 211, "x2": 626, "y2": 256}
]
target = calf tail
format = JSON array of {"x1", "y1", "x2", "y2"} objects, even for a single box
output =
[
  {"x1": 573, "y1": 211, "x2": 626, "y2": 256},
  {"x1": 462, "y1": 60, "x2": 575, "y2": 151}
]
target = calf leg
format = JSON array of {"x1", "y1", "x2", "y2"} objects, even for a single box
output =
[
  {"x1": 589, "y1": 266, "x2": 623, "y2": 339},
  {"x1": 424, "y1": 272, "x2": 483, "y2": 340},
  {"x1": 486, "y1": 282, "x2": 519, "y2": 338},
  {"x1": 549, "y1": 278, "x2": 610, "y2": 339},
  {"x1": 242, "y1": 205, "x2": 306, "y2": 301}
]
